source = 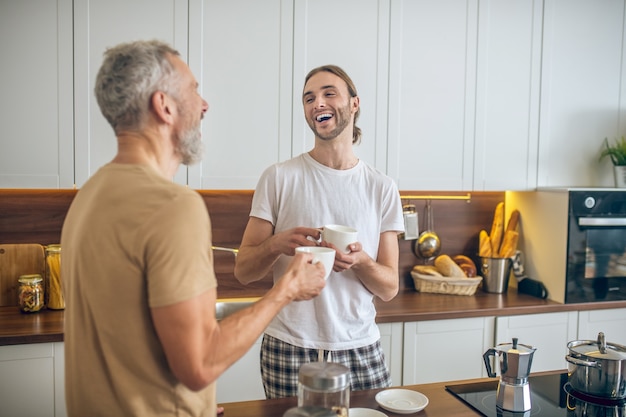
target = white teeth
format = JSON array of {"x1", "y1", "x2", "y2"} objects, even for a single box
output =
[{"x1": 316, "y1": 113, "x2": 332, "y2": 122}]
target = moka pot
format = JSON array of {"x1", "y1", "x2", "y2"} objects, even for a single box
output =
[{"x1": 483, "y1": 337, "x2": 536, "y2": 412}]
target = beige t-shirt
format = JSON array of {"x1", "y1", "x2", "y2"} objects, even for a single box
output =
[{"x1": 61, "y1": 164, "x2": 217, "y2": 416}]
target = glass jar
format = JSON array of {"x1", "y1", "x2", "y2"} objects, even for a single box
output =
[
  {"x1": 283, "y1": 406, "x2": 337, "y2": 417},
  {"x1": 297, "y1": 362, "x2": 350, "y2": 417},
  {"x1": 45, "y1": 244, "x2": 64, "y2": 309},
  {"x1": 18, "y1": 274, "x2": 44, "y2": 313}
]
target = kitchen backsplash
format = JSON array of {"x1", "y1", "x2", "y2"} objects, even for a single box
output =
[{"x1": 0, "y1": 189, "x2": 503, "y2": 298}]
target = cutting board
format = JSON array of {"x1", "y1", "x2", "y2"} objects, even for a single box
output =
[{"x1": 0, "y1": 244, "x2": 45, "y2": 307}]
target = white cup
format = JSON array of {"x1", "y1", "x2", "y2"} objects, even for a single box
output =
[
  {"x1": 322, "y1": 224, "x2": 358, "y2": 254},
  {"x1": 295, "y1": 247, "x2": 336, "y2": 280}
]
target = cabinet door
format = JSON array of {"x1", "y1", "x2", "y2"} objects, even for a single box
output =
[
  {"x1": 403, "y1": 317, "x2": 495, "y2": 385},
  {"x1": 388, "y1": 0, "x2": 478, "y2": 190},
  {"x1": 0, "y1": 343, "x2": 55, "y2": 417},
  {"x1": 473, "y1": 0, "x2": 542, "y2": 190},
  {"x1": 73, "y1": 0, "x2": 190, "y2": 187},
  {"x1": 495, "y1": 311, "x2": 577, "y2": 373},
  {"x1": 53, "y1": 342, "x2": 67, "y2": 417},
  {"x1": 0, "y1": 0, "x2": 73, "y2": 188},
  {"x1": 195, "y1": 0, "x2": 293, "y2": 189},
  {"x1": 216, "y1": 335, "x2": 264, "y2": 403},
  {"x1": 378, "y1": 322, "x2": 403, "y2": 387},
  {"x1": 577, "y1": 308, "x2": 626, "y2": 345},
  {"x1": 538, "y1": 0, "x2": 626, "y2": 187},
  {"x1": 292, "y1": 0, "x2": 391, "y2": 172}
]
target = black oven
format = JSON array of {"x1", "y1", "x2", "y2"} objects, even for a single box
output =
[
  {"x1": 508, "y1": 189, "x2": 626, "y2": 304},
  {"x1": 566, "y1": 191, "x2": 626, "y2": 303}
]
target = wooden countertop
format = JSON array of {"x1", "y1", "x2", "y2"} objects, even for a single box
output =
[
  {"x1": 218, "y1": 379, "x2": 476, "y2": 417},
  {"x1": 373, "y1": 288, "x2": 626, "y2": 323},
  {"x1": 1, "y1": 289, "x2": 625, "y2": 346},
  {"x1": 219, "y1": 371, "x2": 567, "y2": 417}
]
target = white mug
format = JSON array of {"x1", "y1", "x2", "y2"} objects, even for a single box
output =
[
  {"x1": 295, "y1": 246, "x2": 336, "y2": 280},
  {"x1": 322, "y1": 224, "x2": 358, "y2": 254}
]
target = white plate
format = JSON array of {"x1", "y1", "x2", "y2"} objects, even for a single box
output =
[
  {"x1": 375, "y1": 389, "x2": 429, "y2": 414},
  {"x1": 349, "y1": 408, "x2": 388, "y2": 417}
]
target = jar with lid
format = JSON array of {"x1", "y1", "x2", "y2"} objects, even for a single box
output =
[
  {"x1": 297, "y1": 362, "x2": 350, "y2": 417},
  {"x1": 18, "y1": 274, "x2": 45, "y2": 313},
  {"x1": 45, "y1": 244, "x2": 64, "y2": 309}
]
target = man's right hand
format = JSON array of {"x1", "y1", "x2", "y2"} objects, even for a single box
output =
[{"x1": 278, "y1": 252, "x2": 326, "y2": 301}]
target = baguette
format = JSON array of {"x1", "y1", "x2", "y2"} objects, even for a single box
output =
[
  {"x1": 489, "y1": 202, "x2": 505, "y2": 255},
  {"x1": 499, "y1": 230, "x2": 519, "y2": 258},
  {"x1": 506, "y1": 209, "x2": 520, "y2": 232},
  {"x1": 434, "y1": 254, "x2": 467, "y2": 278},
  {"x1": 479, "y1": 230, "x2": 492, "y2": 257}
]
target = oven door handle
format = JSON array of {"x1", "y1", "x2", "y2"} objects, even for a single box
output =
[{"x1": 578, "y1": 217, "x2": 626, "y2": 227}]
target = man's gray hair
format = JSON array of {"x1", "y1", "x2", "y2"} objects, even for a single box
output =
[{"x1": 94, "y1": 40, "x2": 181, "y2": 132}]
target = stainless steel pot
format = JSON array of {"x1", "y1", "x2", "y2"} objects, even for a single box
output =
[
  {"x1": 566, "y1": 332, "x2": 626, "y2": 399},
  {"x1": 565, "y1": 380, "x2": 626, "y2": 417}
]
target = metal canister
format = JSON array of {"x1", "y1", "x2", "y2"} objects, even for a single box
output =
[
  {"x1": 18, "y1": 274, "x2": 44, "y2": 313},
  {"x1": 401, "y1": 204, "x2": 419, "y2": 240},
  {"x1": 297, "y1": 362, "x2": 350, "y2": 417},
  {"x1": 45, "y1": 244, "x2": 64, "y2": 309}
]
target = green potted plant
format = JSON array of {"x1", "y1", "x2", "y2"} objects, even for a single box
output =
[{"x1": 600, "y1": 137, "x2": 626, "y2": 187}]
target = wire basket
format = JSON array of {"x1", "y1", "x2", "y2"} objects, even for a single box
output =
[{"x1": 411, "y1": 271, "x2": 482, "y2": 296}]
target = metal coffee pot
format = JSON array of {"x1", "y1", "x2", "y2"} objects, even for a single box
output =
[{"x1": 483, "y1": 337, "x2": 537, "y2": 412}]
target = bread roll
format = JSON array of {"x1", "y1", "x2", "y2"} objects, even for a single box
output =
[
  {"x1": 479, "y1": 230, "x2": 492, "y2": 257},
  {"x1": 412, "y1": 265, "x2": 442, "y2": 276},
  {"x1": 489, "y1": 202, "x2": 505, "y2": 255},
  {"x1": 452, "y1": 255, "x2": 477, "y2": 277},
  {"x1": 434, "y1": 254, "x2": 467, "y2": 278}
]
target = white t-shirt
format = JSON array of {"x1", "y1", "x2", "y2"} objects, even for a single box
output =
[{"x1": 250, "y1": 153, "x2": 404, "y2": 350}]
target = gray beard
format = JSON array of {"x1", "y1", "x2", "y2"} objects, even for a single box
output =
[{"x1": 177, "y1": 127, "x2": 204, "y2": 166}]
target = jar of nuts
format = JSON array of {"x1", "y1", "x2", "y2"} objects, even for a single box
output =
[{"x1": 18, "y1": 274, "x2": 44, "y2": 313}]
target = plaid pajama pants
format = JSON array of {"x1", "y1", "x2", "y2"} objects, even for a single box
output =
[{"x1": 260, "y1": 334, "x2": 392, "y2": 399}]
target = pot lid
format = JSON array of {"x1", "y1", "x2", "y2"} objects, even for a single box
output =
[{"x1": 569, "y1": 332, "x2": 626, "y2": 361}]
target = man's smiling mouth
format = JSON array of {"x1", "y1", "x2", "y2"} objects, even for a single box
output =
[{"x1": 316, "y1": 113, "x2": 333, "y2": 122}]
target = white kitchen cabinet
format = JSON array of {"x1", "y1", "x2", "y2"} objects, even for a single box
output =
[
  {"x1": 291, "y1": 0, "x2": 391, "y2": 173},
  {"x1": 402, "y1": 317, "x2": 495, "y2": 385},
  {"x1": 196, "y1": 0, "x2": 294, "y2": 189},
  {"x1": 0, "y1": 342, "x2": 66, "y2": 417},
  {"x1": 72, "y1": 0, "x2": 191, "y2": 187},
  {"x1": 577, "y1": 308, "x2": 626, "y2": 345},
  {"x1": 378, "y1": 322, "x2": 404, "y2": 387},
  {"x1": 216, "y1": 335, "x2": 265, "y2": 403},
  {"x1": 537, "y1": 0, "x2": 626, "y2": 187},
  {"x1": 6, "y1": 1, "x2": 626, "y2": 190},
  {"x1": 388, "y1": 0, "x2": 542, "y2": 191},
  {"x1": 388, "y1": 0, "x2": 478, "y2": 190},
  {"x1": 0, "y1": 0, "x2": 74, "y2": 188},
  {"x1": 495, "y1": 311, "x2": 577, "y2": 373},
  {"x1": 472, "y1": 0, "x2": 542, "y2": 190}
]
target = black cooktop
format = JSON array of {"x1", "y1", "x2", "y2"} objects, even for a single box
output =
[{"x1": 445, "y1": 372, "x2": 625, "y2": 417}]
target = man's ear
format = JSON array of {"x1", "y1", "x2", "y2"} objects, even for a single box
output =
[
  {"x1": 350, "y1": 95, "x2": 360, "y2": 114},
  {"x1": 151, "y1": 91, "x2": 175, "y2": 124}
]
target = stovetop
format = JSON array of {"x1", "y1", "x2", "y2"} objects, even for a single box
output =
[{"x1": 445, "y1": 372, "x2": 625, "y2": 417}]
